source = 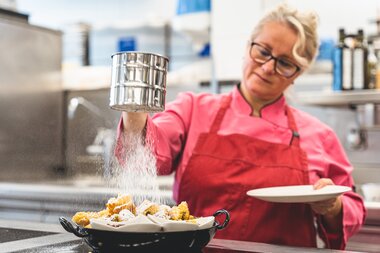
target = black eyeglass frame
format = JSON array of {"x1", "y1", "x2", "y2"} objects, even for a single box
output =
[{"x1": 249, "y1": 42, "x2": 301, "y2": 78}]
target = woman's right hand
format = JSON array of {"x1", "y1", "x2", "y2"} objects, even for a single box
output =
[{"x1": 122, "y1": 111, "x2": 148, "y2": 135}]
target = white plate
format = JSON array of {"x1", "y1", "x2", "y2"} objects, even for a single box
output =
[{"x1": 246, "y1": 185, "x2": 351, "y2": 203}]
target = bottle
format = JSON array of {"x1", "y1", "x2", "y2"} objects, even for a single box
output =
[
  {"x1": 376, "y1": 50, "x2": 380, "y2": 89},
  {"x1": 342, "y1": 30, "x2": 353, "y2": 90},
  {"x1": 352, "y1": 29, "x2": 367, "y2": 90},
  {"x1": 332, "y1": 29, "x2": 344, "y2": 91},
  {"x1": 367, "y1": 44, "x2": 377, "y2": 89}
]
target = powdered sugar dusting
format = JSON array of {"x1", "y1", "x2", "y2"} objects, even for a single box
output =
[{"x1": 107, "y1": 131, "x2": 162, "y2": 205}]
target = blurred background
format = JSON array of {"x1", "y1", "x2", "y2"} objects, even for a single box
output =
[{"x1": 1, "y1": 0, "x2": 380, "y2": 251}]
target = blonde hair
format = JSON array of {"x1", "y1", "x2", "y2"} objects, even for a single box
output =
[{"x1": 250, "y1": 3, "x2": 319, "y2": 69}]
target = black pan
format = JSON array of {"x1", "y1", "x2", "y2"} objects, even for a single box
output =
[{"x1": 59, "y1": 209, "x2": 229, "y2": 253}]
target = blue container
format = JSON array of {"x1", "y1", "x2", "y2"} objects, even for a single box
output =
[
  {"x1": 176, "y1": 0, "x2": 211, "y2": 15},
  {"x1": 317, "y1": 39, "x2": 334, "y2": 61},
  {"x1": 118, "y1": 37, "x2": 136, "y2": 52},
  {"x1": 332, "y1": 47, "x2": 342, "y2": 91},
  {"x1": 198, "y1": 43, "x2": 210, "y2": 57}
]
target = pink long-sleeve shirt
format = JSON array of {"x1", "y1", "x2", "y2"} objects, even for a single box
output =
[{"x1": 116, "y1": 85, "x2": 366, "y2": 247}]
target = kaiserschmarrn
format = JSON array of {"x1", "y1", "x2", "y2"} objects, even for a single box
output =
[{"x1": 72, "y1": 194, "x2": 195, "y2": 227}]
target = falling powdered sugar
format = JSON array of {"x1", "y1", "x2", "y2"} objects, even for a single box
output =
[{"x1": 107, "y1": 132, "x2": 163, "y2": 205}]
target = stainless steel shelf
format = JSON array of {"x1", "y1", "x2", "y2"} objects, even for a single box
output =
[
  {"x1": 295, "y1": 89, "x2": 380, "y2": 106},
  {"x1": 363, "y1": 125, "x2": 380, "y2": 131}
]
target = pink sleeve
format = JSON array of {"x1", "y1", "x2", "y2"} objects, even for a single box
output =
[
  {"x1": 114, "y1": 92, "x2": 195, "y2": 175},
  {"x1": 321, "y1": 131, "x2": 367, "y2": 249},
  {"x1": 146, "y1": 92, "x2": 194, "y2": 175}
]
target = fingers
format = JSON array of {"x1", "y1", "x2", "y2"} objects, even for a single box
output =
[
  {"x1": 310, "y1": 198, "x2": 336, "y2": 212},
  {"x1": 312, "y1": 198, "x2": 336, "y2": 207},
  {"x1": 313, "y1": 178, "x2": 334, "y2": 190},
  {"x1": 122, "y1": 112, "x2": 148, "y2": 134},
  {"x1": 310, "y1": 196, "x2": 342, "y2": 217},
  {"x1": 310, "y1": 179, "x2": 341, "y2": 216}
]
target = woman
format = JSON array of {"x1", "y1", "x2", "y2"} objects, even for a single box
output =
[{"x1": 115, "y1": 4, "x2": 365, "y2": 250}]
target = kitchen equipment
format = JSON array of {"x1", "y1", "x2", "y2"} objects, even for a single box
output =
[
  {"x1": 0, "y1": 8, "x2": 63, "y2": 180},
  {"x1": 59, "y1": 209, "x2": 229, "y2": 252},
  {"x1": 109, "y1": 51, "x2": 169, "y2": 112},
  {"x1": 361, "y1": 183, "x2": 380, "y2": 202}
]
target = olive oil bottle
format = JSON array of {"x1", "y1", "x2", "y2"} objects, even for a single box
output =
[{"x1": 367, "y1": 44, "x2": 377, "y2": 90}]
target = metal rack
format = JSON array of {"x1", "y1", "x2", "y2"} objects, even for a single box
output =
[{"x1": 296, "y1": 89, "x2": 380, "y2": 106}]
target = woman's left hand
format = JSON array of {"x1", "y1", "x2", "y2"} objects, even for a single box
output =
[{"x1": 309, "y1": 178, "x2": 343, "y2": 217}]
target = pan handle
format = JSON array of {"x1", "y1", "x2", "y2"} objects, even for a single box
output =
[
  {"x1": 213, "y1": 209, "x2": 230, "y2": 230},
  {"x1": 59, "y1": 217, "x2": 88, "y2": 238}
]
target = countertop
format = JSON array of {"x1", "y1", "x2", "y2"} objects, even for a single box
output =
[{"x1": 0, "y1": 219, "x2": 364, "y2": 253}]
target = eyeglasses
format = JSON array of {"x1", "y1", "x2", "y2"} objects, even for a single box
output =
[{"x1": 249, "y1": 42, "x2": 301, "y2": 78}]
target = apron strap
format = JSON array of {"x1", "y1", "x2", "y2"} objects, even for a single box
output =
[
  {"x1": 210, "y1": 95, "x2": 232, "y2": 134},
  {"x1": 286, "y1": 106, "x2": 301, "y2": 148}
]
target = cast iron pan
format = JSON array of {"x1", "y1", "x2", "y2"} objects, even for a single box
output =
[{"x1": 60, "y1": 209, "x2": 229, "y2": 253}]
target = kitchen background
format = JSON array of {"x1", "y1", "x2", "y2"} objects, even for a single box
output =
[{"x1": 0, "y1": 0, "x2": 380, "y2": 251}]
